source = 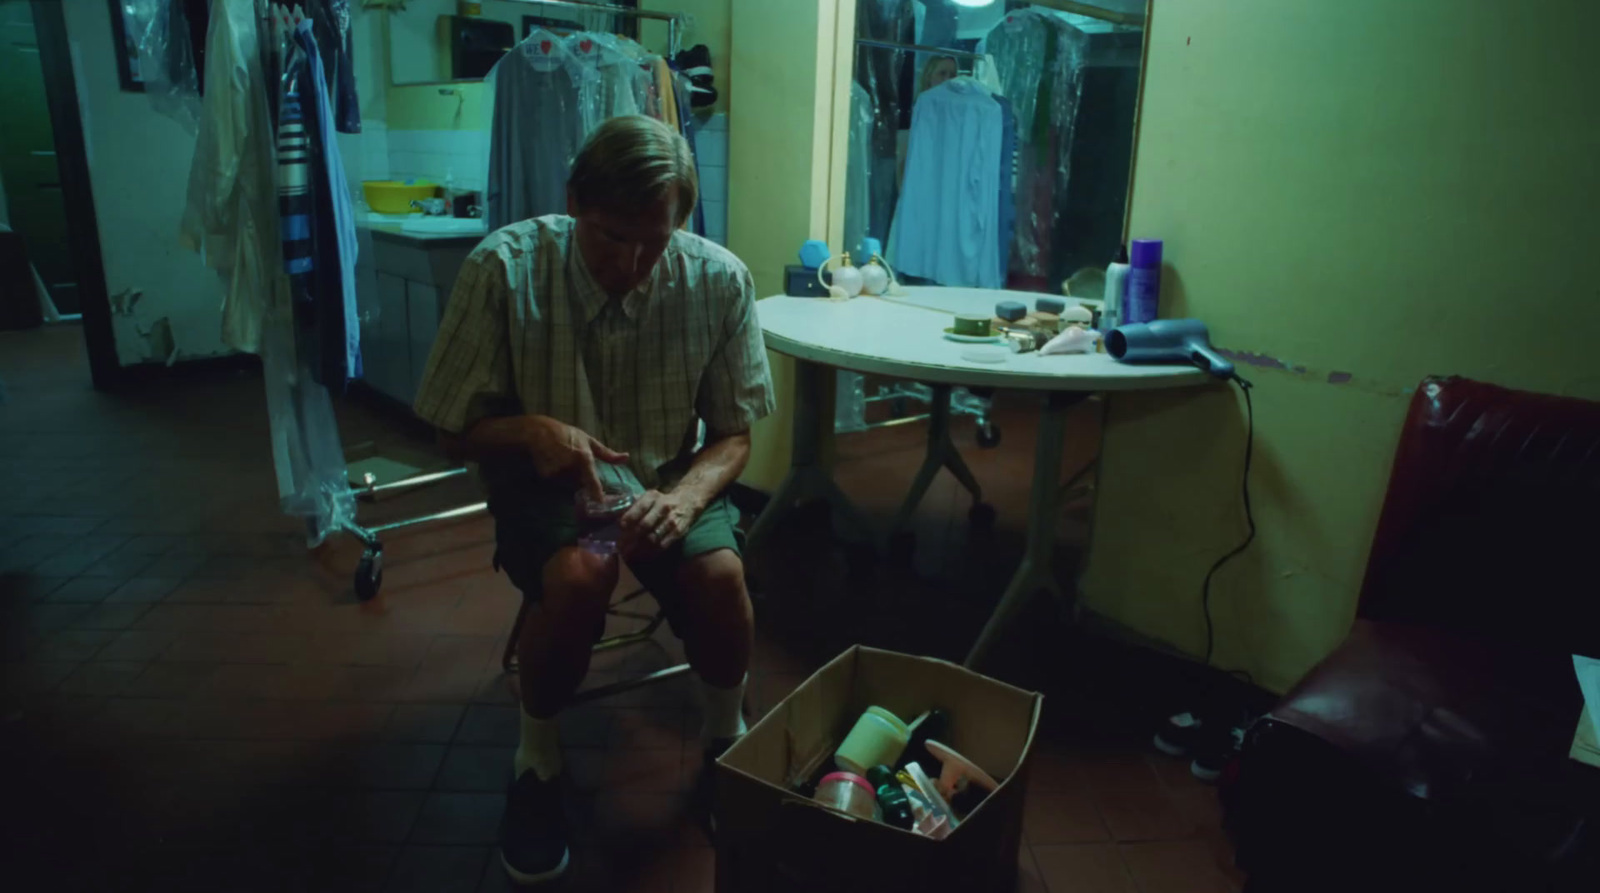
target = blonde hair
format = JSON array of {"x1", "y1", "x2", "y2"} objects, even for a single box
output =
[
  {"x1": 918, "y1": 55, "x2": 958, "y2": 95},
  {"x1": 567, "y1": 115, "x2": 698, "y2": 225}
]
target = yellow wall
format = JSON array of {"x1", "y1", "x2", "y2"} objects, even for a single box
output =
[
  {"x1": 728, "y1": 0, "x2": 855, "y2": 489},
  {"x1": 1082, "y1": 0, "x2": 1600, "y2": 692}
]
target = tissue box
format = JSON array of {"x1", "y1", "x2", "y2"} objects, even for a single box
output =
[{"x1": 784, "y1": 265, "x2": 832, "y2": 298}]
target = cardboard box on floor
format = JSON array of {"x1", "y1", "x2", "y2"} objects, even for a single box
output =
[{"x1": 715, "y1": 645, "x2": 1043, "y2": 893}]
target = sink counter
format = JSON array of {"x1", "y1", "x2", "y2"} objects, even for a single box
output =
[{"x1": 359, "y1": 211, "x2": 488, "y2": 246}]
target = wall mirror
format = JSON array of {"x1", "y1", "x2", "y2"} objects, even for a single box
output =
[{"x1": 846, "y1": 0, "x2": 1146, "y2": 299}]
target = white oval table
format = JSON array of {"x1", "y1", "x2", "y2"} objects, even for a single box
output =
[{"x1": 750, "y1": 287, "x2": 1211, "y2": 667}]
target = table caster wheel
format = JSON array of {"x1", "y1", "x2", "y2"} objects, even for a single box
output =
[
  {"x1": 887, "y1": 530, "x2": 916, "y2": 564},
  {"x1": 976, "y1": 422, "x2": 1002, "y2": 449},
  {"x1": 968, "y1": 503, "x2": 997, "y2": 527},
  {"x1": 354, "y1": 550, "x2": 383, "y2": 602}
]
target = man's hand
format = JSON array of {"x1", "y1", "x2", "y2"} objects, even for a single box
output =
[
  {"x1": 522, "y1": 416, "x2": 629, "y2": 501},
  {"x1": 618, "y1": 489, "x2": 705, "y2": 559}
]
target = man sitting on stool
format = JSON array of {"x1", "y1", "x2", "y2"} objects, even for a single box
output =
[{"x1": 412, "y1": 115, "x2": 774, "y2": 886}]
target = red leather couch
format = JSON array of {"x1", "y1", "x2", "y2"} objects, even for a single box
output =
[{"x1": 1222, "y1": 376, "x2": 1600, "y2": 892}]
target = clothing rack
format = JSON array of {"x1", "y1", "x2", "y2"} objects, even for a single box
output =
[
  {"x1": 855, "y1": 37, "x2": 985, "y2": 61},
  {"x1": 500, "y1": 0, "x2": 684, "y2": 58}
]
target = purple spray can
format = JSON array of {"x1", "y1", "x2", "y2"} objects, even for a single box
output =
[{"x1": 1124, "y1": 239, "x2": 1162, "y2": 324}]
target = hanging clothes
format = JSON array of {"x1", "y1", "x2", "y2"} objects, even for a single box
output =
[
  {"x1": 485, "y1": 32, "x2": 590, "y2": 230},
  {"x1": 322, "y1": 0, "x2": 361, "y2": 134},
  {"x1": 277, "y1": 20, "x2": 361, "y2": 388},
  {"x1": 486, "y1": 28, "x2": 696, "y2": 233},
  {"x1": 844, "y1": 81, "x2": 874, "y2": 258},
  {"x1": 180, "y1": 1, "x2": 353, "y2": 543},
  {"x1": 670, "y1": 71, "x2": 707, "y2": 237},
  {"x1": 890, "y1": 78, "x2": 1003, "y2": 289},
  {"x1": 180, "y1": 0, "x2": 279, "y2": 354},
  {"x1": 653, "y1": 56, "x2": 680, "y2": 131},
  {"x1": 269, "y1": 2, "x2": 359, "y2": 133}
]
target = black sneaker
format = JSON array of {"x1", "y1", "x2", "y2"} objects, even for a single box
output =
[
  {"x1": 1153, "y1": 711, "x2": 1207, "y2": 757},
  {"x1": 1190, "y1": 725, "x2": 1245, "y2": 783},
  {"x1": 500, "y1": 771, "x2": 569, "y2": 886}
]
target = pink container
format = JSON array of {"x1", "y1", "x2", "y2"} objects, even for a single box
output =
[{"x1": 814, "y1": 771, "x2": 878, "y2": 820}]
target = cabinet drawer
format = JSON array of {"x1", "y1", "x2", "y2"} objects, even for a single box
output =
[{"x1": 407, "y1": 281, "x2": 442, "y2": 401}]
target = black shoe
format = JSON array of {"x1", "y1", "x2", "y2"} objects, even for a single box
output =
[
  {"x1": 500, "y1": 771, "x2": 569, "y2": 886},
  {"x1": 673, "y1": 43, "x2": 712, "y2": 72},
  {"x1": 1190, "y1": 725, "x2": 1245, "y2": 783}
]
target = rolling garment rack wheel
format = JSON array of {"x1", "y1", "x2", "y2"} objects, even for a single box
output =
[
  {"x1": 975, "y1": 420, "x2": 1002, "y2": 449},
  {"x1": 355, "y1": 547, "x2": 384, "y2": 602}
]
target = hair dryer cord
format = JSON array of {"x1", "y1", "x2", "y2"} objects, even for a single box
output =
[{"x1": 1202, "y1": 373, "x2": 1255, "y2": 667}]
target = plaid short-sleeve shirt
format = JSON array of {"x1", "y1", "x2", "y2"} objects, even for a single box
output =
[{"x1": 413, "y1": 215, "x2": 775, "y2": 497}]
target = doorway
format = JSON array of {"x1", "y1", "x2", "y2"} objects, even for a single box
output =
[
  {"x1": 0, "y1": 0, "x2": 118, "y2": 388},
  {"x1": 0, "y1": 0, "x2": 77, "y2": 316}
]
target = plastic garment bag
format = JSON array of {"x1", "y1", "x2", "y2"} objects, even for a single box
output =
[
  {"x1": 843, "y1": 81, "x2": 875, "y2": 259},
  {"x1": 483, "y1": 31, "x2": 593, "y2": 231},
  {"x1": 259, "y1": 285, "x2": 356, "y2": 547},
  {"x1": 483, "y1": 27, "x2": 673, "y2": 232},
  {"x1": 854, "y1": 0, "x2": 916, "y2": 245},
  {"x1": 125, "y1": 0, "x2": 204, "y2": 132},
  {"x1": 982, "y1": 10, "x2": 1087, "y2": 288},
  {"x1": 179, "y1": 0, "x2": 279, "y2": 356},
  {"x1": 174, "y1": 0, "x2": 355, "y2": 545},
  {"x1": 570, "y1": 31, "x2": 655, "y2": 127}
]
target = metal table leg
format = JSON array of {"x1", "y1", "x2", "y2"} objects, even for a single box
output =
[
  {"x1": 746, "y1": 360, "x2": 876, "y2": 553},
  {"x1": 885, "y1": 384, "x2": 984, "y2": 542},
  {"x1": 964, "y1": 391, "x2": 1087, "y2": 668}
]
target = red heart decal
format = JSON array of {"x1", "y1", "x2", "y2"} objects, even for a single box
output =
[
  {"x1": 540, "y1": 40, "x2": 552, "y2": 53},
  {"x1": 579, "y1": 39, "x2": 593, "y2": 52}
]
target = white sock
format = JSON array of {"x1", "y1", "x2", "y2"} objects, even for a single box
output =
[
  {"x1": 698, "y1": 673, "x2": 749, "y2": 741},
  {"x1": 514, "y1": 709, "x2": 563, "y2": 781}
]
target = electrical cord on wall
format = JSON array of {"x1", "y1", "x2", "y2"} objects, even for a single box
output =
[{"x1": 1202, "y1": 373, "x2": 1256, "y2": 668}]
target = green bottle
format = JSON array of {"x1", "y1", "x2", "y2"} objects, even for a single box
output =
[{"x1": 867, "y1": 765, "x2": 914, "y2": 829}]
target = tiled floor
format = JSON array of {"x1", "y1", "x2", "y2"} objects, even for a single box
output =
[{"x1": 1, "y1": 325, "x2": 1243, "y2": 892}]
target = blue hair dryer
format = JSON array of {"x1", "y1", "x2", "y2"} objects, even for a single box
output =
[{"x1": 1107, "y1": 319, "x2": 1235, "y2": 379}]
